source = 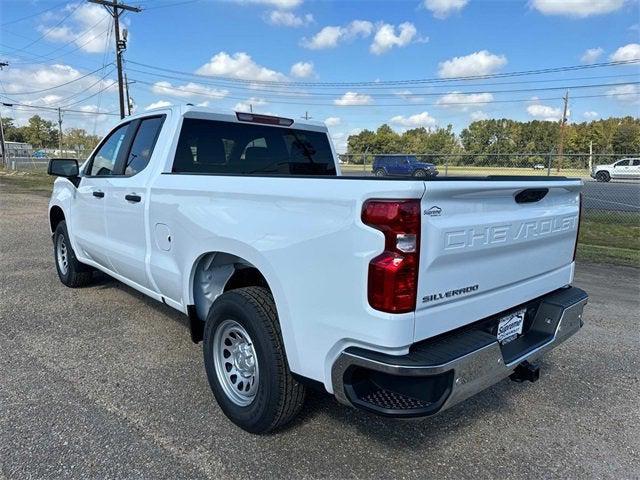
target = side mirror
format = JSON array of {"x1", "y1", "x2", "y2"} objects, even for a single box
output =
[{"x1": 48, "y1": 158, "x2": 79, "y2": 177}]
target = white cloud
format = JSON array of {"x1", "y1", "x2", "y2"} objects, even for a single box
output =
[
  {"x1": 606, "y1": 84, "x2": 640, "y2": 103},
  {"x1": 266, "y1": 10, "x2": 313, "y2": 27},
  {"x1": 151, "y1": 81, "x2": 228, "y2": 100},
  {"x1": 438, "y1": 50, "x2": 507, "y2": 78},
  {"x1": 301, "y1": 20, "x2": 373, "y2": 49},
  {"x1": 610, "y1": 43, "x2": 640, "y2": 62},
  {"x1": 390, "y1": 112, "x2": 437, "y2": 128},
  {"x1": 436, "y1": 91, "x2": 494, "y2": 110},
  {"x1": 290, "y1": 61, "x2": 315, "y2": 78},
  {"x1": 1, "y1": 63, "x2": 117, "y2": 104},
  {"x1": 232, "y1": 0, "x2": 302, "y2": 9},
  {"x1": 583, "y1": 111, "x2": 599, "y2": 118},
  {"x1": 38, "y1": 3, "x2": 113, "y2": 54},
  {"x1": 196, "y1": 52, "x2": 287, "y2": 82},
  {"x1": 145, "y1": 100, "x2": 172, "y2": 111},
  {"x1": 234, "y1": 97, "x2": 268, "y2": 112},
  {"x1": 334, "y1": 92, "x2": 373, "y2": 106},
  {"x1": 370, "y1": 22, "x2": 423, "y2": 55},
  {"x1": 324, "y1": 116, "x2": 341, "y2": 126},
  {"x1": 531, "y1": 0, "x2": 625, "y2": 17},
  {"x1": 470, "y1": 110, "x2": 489, "y2": 121},
  {"x1": 423, "y1": 0, "x2": 469, "y2": 19},
  {"x1": 580, "y1": 47, "x2": 604, "y2": 63},
  {"x1": 527, "y1": 103, "x2": 568, "y2": 121}
]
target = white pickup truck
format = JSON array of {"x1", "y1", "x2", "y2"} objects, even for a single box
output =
[{"x1": 48, "y1": 106, "x2": 588, "y2": 433}]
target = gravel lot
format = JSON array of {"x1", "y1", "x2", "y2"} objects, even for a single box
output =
[{"x1": 1, "y1": 187, "x2": 639, "y2": 479}]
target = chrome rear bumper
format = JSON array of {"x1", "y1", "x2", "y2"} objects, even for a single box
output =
[{"x1": 331, "y1": 287, "x2": 588, "y2": 418}]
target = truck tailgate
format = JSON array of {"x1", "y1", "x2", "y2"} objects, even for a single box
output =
[{"x1": 415, "y1": 179, "x2": 582, "y2": 342}]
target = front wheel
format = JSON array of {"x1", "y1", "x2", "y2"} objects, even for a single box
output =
[
  {"x1": 413, "y1": 169, "x2": 427, "y2": 177},
  {"x1": 203, "y1": 287, "x2": 305, "y2": 434},
  {"x1": 596, "y1": 171, "x2": 610, "y2": 182},
  {"x1": 374, "y1": 169, "x2": 386, "y2": 177},
  {"x1": 53, "y1": 221, "x2": 93, "y2": 288}
]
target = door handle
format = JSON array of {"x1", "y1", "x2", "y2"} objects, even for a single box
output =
[
  {"x1": 125, "y1": 193, "x2": 142, "y2": 203},
  {"x1": 92, "y1": 190, "x2": 104, "y2": 198}
]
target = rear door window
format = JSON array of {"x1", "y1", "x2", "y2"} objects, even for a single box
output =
[{"x1": 172, "y1": 119, "x2": 336, "y2": 176}]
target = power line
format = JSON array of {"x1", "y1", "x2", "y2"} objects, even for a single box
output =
[
  {"x1": 129, "y1": 77, "x2": 640, "y2": 105},
  {"x1": 127, "y1": 65, "x2": 640, "y2": 94},
  {"x1": 15, "y1": 2, "x2": 85, "y2": 53},
  {"x1": 125, "y1": 58, "x2": 640, "y2": 88},
  {"x1": 1, "y1": 100, "x2": 119, "y2": 116},
  {"x1": 60, "y1": 80, "x2": 119, "y2": 108},
  {"x1": 0, "y1": 1, "x2": 70, "y2": 27},
  {"x1": 3, "y1": 64, "x2": 115, "y2": 95},
  {"x1": 141, "y1": 0, "x2": 200, "y2": 10}
]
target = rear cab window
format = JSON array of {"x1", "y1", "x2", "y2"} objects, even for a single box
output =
[{"x1": 172, "y1": 118, "x2": 337, "y2": 176}]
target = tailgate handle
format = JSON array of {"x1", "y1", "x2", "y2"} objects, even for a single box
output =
[{"x1": 515, "y1": 188, "x2": 548, "y2": 204}]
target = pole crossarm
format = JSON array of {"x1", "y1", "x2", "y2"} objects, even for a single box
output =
[{"x1": 87, "y1": 0, "x2": 141, "y2": 13}]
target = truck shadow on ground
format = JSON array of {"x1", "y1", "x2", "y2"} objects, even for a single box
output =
[{"x1": 90, "y1": 272, "x2": 539, "y2": 449}]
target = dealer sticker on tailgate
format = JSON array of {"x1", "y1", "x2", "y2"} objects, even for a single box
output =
[{"x1": 497, "y1": 309, "x2": 526, "y2": 344}]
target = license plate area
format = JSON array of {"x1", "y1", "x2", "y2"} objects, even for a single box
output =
[{"x1": 497, "y1": 308, "x2": 526, "y2": 345}]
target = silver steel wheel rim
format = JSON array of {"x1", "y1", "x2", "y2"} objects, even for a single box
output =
[
  {"x1": 415, "y1": 170, "x2": 426, "y2": 177},
  {"x1": 376, "y1": 170, "x2": 384, "y2": 176},
  {"x1": 56, "y1": 234, "x2": 69, "y2": 275},
  {"x1": 213, "y1": 319, "x2": 259, "y2": 406}
]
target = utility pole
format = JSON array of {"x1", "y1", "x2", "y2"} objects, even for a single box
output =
[
  {"x1": 124, "y1": 72, "x2": 133, "y2": 115},
  {"x1": 0, "y1": 62, "x2": 8, "y2": 166},
  {"x1": 57, "y1": 108, "x2": 63, "y2": 156},
  {"x1": 88, "y1": 0, "x2": 141, "y2": 119},
  {"x1": 302, "y1": 111, "x2": 312, "y2": 120},
  {"x1": 556, "y1": 90, "x2": 569, "y2": 172}
]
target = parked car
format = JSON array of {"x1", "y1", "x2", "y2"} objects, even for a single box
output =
[
  {"x1": 372, "y1": 155, "x2": 438, "y2": 177},
  {"x1": 32, "y1": 150, "x2": 49, "y2": 159},
  {"x1": 591, "y1": 157, "x2": 640, "y2": 182},
  {"x1": 532, "y1": 164, "x2": 546, "y2": 170},
  {"x1": 48, "y1": 106, "x2": 587, "y2": 434}
]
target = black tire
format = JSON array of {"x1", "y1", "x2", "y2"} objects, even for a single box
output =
[
  {"x1": 413, "y1": 169, "x2": 427, "y2": 177},
  {"x1": 203, "y1": 287, "x2": 305, "y2": 434},
  {"x1": 596, "y1": 171, "x2": 610, "y2": 182},
  {"x1": 53, "y1": 221, "x2": 93, "y2": 288},
  {"x1": 374, "y1": 169, "x2": 386, "y2": 177}
]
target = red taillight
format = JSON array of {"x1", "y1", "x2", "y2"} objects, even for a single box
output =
[
  {"x1": 362, "y1": 199, "x2": 420, "y2": 313},
  {"x1": 573, "y1": 192, "x2": 583, "y2": 262},
  {"x1": 236, "y1": 112, "x2": 294, "y2": 126}
]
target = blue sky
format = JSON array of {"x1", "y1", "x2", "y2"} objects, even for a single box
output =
[{"x1": 1, "y1": 0, "x2": 639, "y2": 151}]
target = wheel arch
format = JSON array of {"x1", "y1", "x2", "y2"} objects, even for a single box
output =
[
  {"x1": 49, "y1": 205, "x2": 66, "y2": 234},
  {"x1": 184, "y1": 249, "x2": 294, "y2": 358}
]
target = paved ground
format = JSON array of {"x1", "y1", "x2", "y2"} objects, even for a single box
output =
[
  {"x1": 1, "y1": 187, "x2": 639, "y2": 479},
  {"x1": 582, "y1": 180, "x2": 640, "y2": 213}
]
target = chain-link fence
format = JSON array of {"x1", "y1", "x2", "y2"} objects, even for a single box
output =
[{"x1": 2, "y1": 148, "x2": 94, "y2": 172}]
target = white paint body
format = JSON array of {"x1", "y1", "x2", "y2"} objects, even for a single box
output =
[{"x1": 49, "y1": 106, "x2": 583, "y2": 392}]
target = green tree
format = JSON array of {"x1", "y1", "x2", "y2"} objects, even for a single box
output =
[
  {"x1": 23, "y1": 115, "x2": 58, "y2": 148},
  {"x1": 1, "y1": 117, "x2": 27, "y2": 143}
]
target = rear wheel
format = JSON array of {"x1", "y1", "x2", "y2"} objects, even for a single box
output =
[
  {"x1": 53, "y1": 221, "x2": 93, "y2": 288},
  {"x1": 596, "y1": 171, "x2": 610, "y2": 182},
  {"x1": 374, "y1": 169, "x2": 385, "y2": 177},
  {"x1": 203, "y1": 287, "x2": 305, "y2": 434}
]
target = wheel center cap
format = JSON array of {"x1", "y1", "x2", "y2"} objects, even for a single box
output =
[{"x1": 233, "y1": 343, "x2": 255, "y2": 376}]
